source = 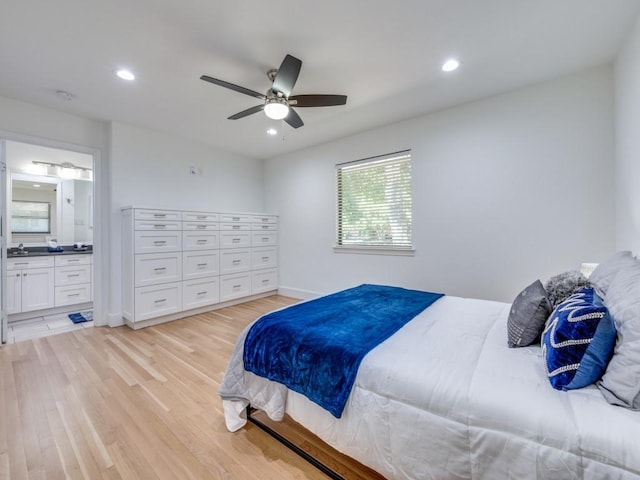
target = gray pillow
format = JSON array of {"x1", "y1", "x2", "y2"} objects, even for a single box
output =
[
  {"x1": 598, "y1": 258, "x2": 640, "y2": 409},
  {"x1": 590, "y1": 251, "x2": 637, "y2": 297},
  {"x1": 507, "y1": 280, "x2": 551, "y2": 348},
  {"x1": 544, "y1": 270, "x2": 590, "y2": 308}
]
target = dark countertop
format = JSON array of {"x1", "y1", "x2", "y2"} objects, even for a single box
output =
[{"x1": 7, "y1": 246, "x2": 93, "y2": 258}]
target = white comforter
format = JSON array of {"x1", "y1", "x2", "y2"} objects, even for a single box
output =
[{"x1": 219, "y1": 295, "x2": 640, "y2": 479}]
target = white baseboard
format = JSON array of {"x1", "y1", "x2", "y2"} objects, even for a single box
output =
[
  {"x1": 277, "y1": 286, "x2": 322, "y2": 300},
  {"x1": 107, "y1": 312, "x2": 125, "y2": 327}
]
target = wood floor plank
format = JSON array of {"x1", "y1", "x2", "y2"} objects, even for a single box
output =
[{"x1": 0, "y1": 295, "x2": 384, "y2": 479}]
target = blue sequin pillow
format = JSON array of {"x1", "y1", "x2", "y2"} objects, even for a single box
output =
[{"x1": 541, "y1": 287, "x2": 616, "y2": 390}]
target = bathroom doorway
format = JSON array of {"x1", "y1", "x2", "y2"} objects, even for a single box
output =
[{"x1": 1, "y1": 138, "x2": 100, "y2": 343}]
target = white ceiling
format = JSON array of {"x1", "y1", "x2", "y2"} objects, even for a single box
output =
[{"x1": 1, "y1": 0, "x2": 638, "y2": 160}]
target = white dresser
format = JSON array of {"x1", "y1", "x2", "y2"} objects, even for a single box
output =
[{"x1": 121, "y1": 207, "x2": 278, "y2": 329}]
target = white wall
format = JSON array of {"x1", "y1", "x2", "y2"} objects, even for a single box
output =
[
  {"x1": 107, "y1": 122, "x2": 265, "y2": 325},
  {"x1": 615, "y1": 15, "x2": 640, "y2": 253},
  {"x1": 265, "y1": 66, "x2": 616, "y2": 302},
  {"x1": 0, "y1": 95, "x2": 110, "y2": 326}
]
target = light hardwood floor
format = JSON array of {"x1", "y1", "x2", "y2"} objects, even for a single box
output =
[{"x1": 0, "y1": 295, "x2": 383, "y2": 480}]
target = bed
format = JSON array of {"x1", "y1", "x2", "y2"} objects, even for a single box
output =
[{"x1": 219, "y1": 281, "x2": 640, "y2": 479}]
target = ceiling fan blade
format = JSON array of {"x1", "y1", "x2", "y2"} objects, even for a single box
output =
[
  {"x1": 272, "y1": 55, "x2": 302, "y2": 98},
  {"x1": 284, "y1": 108, "x2": 304, "y2": 129},
  {"x1": 289, "y1": 94, "x2": 347, "y2": 107},
  {"x1": 228, "y1": 104, "x2": 264, "y2": 120},
  {"x1": 200, "y1": 75, "x2": 265, "y2": 99}
]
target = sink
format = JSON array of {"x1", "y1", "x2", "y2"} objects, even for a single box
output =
[{"x1": 10, "y1": 251, "x2": 29, "y2": 256}]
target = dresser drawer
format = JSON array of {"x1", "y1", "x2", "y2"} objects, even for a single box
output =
[
  {"x1": 134, "y1": 209, "x2": 181, "y2": 222},
  {"x1": 220, "y1": 213, "x2": 251, "y2": 223},
  {"x1": 252, "y1": 222, "x2": 277, "y2": 231},
  {"x1": 220, "y1": 222, "x2": 251, "y2": 231},
  {"x1": 55, "y1": 284, "x2": 91, "y2": 307},
  {"x1": 54, "y1": 254, "x2": 91, "y2": 266},
  {"x1": 252, "y1": 215, "x2": 278, "y2": 225},
  {"x1": 182, "y1": 278, "x2": 219, "y2": 310},
  {"x1": 134, "y1": 283, "x2": 182, "y2": 321},
  {"x1": 7, "y1": 256, "x2": 55, "y2": 270},
  {"x1": 251, "y1": 247, "x2": 278, "y2": 270},
  {"x1": 220, "y1": 231, "x2": 251, "y2": 249},
  {"x1": 134, "y1": 231, "x2": 182, "y2": 254},
  {"x1": 252, "y1": 268, "x2": 278, "y2": 294},
  {"x1": 183, "y1": 250, "x2": 219, "y2": 280},
  {"x1": 182, "y1": 211, "x2": 219, "y2": 222},
  {"x1": 182, "y1": 231, "x2": 220, "y2": 250},
  {"x1": 55, "y1": 264, "x2": 91, "y2": 286},
  {"x1": 134, "y1": 253, "x2": 182, "y2": 287},
  {"x1": 135, "y1": 220, "x2": 181, "y2": 231},
  {"x1": 252, "y1": 231, "x2": 277, "y2": 247},
  {"x1": 183, "y1": 222, "x2": 219, "y2": 231},
  {"x1": 220, "y1": 248, "x2": 250, "y2": 275},
  {"x1": 219, "y1": 273, "x2": 251, "y2": 302}
]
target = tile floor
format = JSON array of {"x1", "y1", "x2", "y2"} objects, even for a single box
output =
[{"x1": 7, "y1": 311, "x2": 94, "y2": 344}]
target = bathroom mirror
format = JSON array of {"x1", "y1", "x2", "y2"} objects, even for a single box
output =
[{"x1": 6, "y1": 141, "x2": 93, "y2": 247}]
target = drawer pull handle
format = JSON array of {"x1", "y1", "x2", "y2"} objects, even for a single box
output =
[
  {"x1": 197, "y1": 216, "x2": 206, "y2": 220},
  {"x1": 261, "y1": 225, "x2": 269, "y2": 229},
  {"x1": 232, "y1": 260, "x2": 241, "y2": 265},
  {"x1": 154, "y1": 298, "x2": 167, "y2": 303},
  {"x1": 233, "y1": 284, "x2": 241, "y2": 289},
  {"x1": 15, "y1": 273, "x2": 20, "y2": 277},
  {"x1": 154, "y1": 240, "x2": 167, "y2": 245},
  {"x1": 232, "y1": 238, "x2": 240, "y2": 243},
  {"x1": 262, "y1": 237, "x2": 269, "y2": 242},
  {"x1": 153, "y1": 214, "x2": 166, "y2": 218},
  {"x1": 67, "y1": 274, "x2": 80, "y2": 278},
  {"x1": 15, "y1": 262, "x2": 28, "y2": 266},
  {"x1": 232, "y1": 217, "x2": 240, "y2": 221},
  {"x1": 153, "y1": 224, "x2": 166, "y2": 229},
  {"x1": 67, "y1": 258, "x2": 80, "y2": 262},
  {"x1": 261, "y1": 256, "x2": 269, "y2": 261},
  {"x1": 154, "y1": 267, "x2": 167, "y2": 272},
  {"x1": 262, "y1": 279, "x2": 269, "y2": 284},
  {"x1": 67, "y1": 293, "x2": 81, "y2": 297},
  {"x1": 197, "y1": 291, "x2": 207, "y2": 296},
  {"x1": 197, "y1": 263, "x2": 208, "y2": 267},
  {"x1": 196, "y1": 239, "x2": 208, "y2": 244},
  {"x1": 232, "y1": 225, "x2": 240, "y2": 229},
  {"x1": 197, "y1": 225, "x2": 206, "y2": 229}
]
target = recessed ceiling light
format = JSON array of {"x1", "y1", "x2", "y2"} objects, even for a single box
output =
[
  {"x1": 116, "y1": 69, "x2": 136, "y2": 81},
  {"x1": 442, "y1": 59, "x2": 460, "y2": 72},
  {"x1": 266, "y1": 128, "x2": 278, "y2": 136},
  {"x1": 33, "y1": 184, "x2": 41, "y2": 188}
]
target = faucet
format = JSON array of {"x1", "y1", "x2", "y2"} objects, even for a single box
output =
[{"x1": 18, "y1": 243, "x2": 24, "y2": 252}]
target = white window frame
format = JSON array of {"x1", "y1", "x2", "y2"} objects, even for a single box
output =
[
  {"x1": 11, "y1": 200, "x2": 52, "y2": 234},
  {"x1": 334, "y1": 150, "x2": 414, "y2": 256}
]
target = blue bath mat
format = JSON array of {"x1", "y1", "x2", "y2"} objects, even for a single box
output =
[{"x1": 68, "y1": 311, "x2": 93, "y2": 324}]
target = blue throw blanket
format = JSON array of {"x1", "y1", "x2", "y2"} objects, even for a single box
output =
[{"x1": 243, "y1": 284, "x2": 444, "y2": 417}]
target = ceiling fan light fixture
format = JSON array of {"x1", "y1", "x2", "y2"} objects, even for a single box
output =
[{"x1": 264, "y1": 97, "x2": 289, "y2": 120}]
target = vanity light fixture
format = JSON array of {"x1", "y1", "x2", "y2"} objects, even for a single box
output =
[
  {"x1": 32, "y1": 160, "x2": 91, "y2": 172},
  {"x1": 266, "y1": 128, "x2": 278, "y2": 136}
]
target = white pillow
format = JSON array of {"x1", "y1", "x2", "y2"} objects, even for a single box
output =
[
  {"x1": 597, "y1": 258, "x2": 640, "y2": 409},
  {"x1": 589, "y1": 251, "x2": 637, "y2": 297}
]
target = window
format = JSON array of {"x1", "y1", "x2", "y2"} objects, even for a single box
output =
[
  {"x1": 336, "y1": 150, "x2": 412, "y2": 252},
  {"x1": 11, "y1": 200, "x2": 51, "y2": 234}
]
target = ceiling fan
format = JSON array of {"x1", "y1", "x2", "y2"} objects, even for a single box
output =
[{"x1": 200, "y1": 54, "x2": 347, "y2": 129}]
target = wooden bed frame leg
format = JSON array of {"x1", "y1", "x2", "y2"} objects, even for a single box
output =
[{"x1": 246, "y1": 406, "x2": 346, "y2": 480}]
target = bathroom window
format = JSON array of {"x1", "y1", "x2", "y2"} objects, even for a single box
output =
[{"x1": 11, "y1": 200, "x2": 51, "y2": 234}]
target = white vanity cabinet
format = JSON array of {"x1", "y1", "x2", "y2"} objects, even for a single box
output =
[
  {"x1": 6, "y1": 257, "x2": 55, "y2": 314},
  {"x1": 54, "y1": 254, "x2": 92, "y2": 307},
  {"x1": 122, "y1": 207, "x2": 278, "y2": 329}
]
